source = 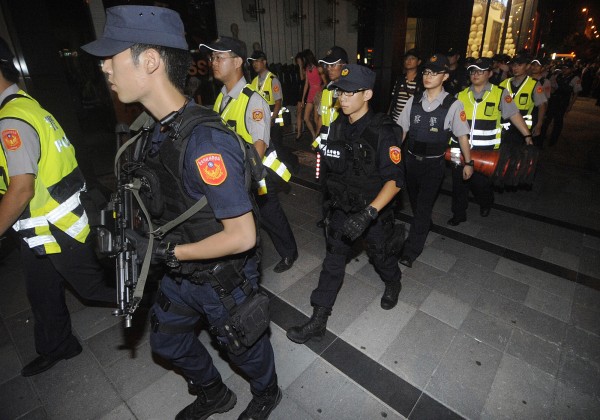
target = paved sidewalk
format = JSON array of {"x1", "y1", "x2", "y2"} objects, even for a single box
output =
[{"x1": 1, "y1": 97, "x2": 599, "y2": 419}]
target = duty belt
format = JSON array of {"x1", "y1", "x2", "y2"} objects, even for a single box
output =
[{"x1": 407, "y1": 150, "x2": 444, "y2": 161}]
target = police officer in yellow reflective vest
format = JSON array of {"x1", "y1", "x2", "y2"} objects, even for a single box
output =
[
  {"x1": 202, "y1": 37, "x2": 298, "y2": 273},
  {"x1": 448, "y1": 57, "x2": 532, "y2": 226},
  {"x1": 499, "y1": 53, "x2": 546, "y2": 148},
  {"x1": 0, "y1": 37, "x2": 114, "y2": 377}
]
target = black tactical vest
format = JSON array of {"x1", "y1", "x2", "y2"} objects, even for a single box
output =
[
  {"x1": 325, "y1": 112, "x2": 398, "y2": 213},
  {"x1": 407, "y1": 94, "x2": 456, "y2": 157}
]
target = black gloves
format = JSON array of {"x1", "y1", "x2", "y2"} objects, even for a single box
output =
[
  {"x1": 341, "y1": 206, "x2": 378, "y2": 241},
  {"x1": 125, "y1": 229, "x2": 180, "y2": 268}
]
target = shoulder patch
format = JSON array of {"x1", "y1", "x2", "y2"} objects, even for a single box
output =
[
  {"x1": 536, "y1": 86, "x2": 543, "y2": 94},
  {"x1": 460, "y1": 110, "x2": 467, "y2": 122},
  {"x1": 273, "y1": 84, "x2": 280, "y2": 93},
  {"x1": 252, "y1": 109, "x2": 264, "y2": 121},
  {"x1": 196, "y1": 153, "x2": 228, "y2": 186},
  {"x1": 2, "y1": 129, "x2": 22, "y2": 151},
  {"x1": 505, "y1": 95, "x2": 512, "y2": 103},
  {"x1": 389, "y1": 146, "x2": 402, "y2": 164}
]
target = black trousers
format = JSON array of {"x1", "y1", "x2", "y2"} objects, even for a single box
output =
[
  {"x1": 451, "y1": 164, "x2": 493, "y2": 219},
  {"x1": 541, "y1": 97, "x2": 569, "y2": 146},
  {"x1": 310, "y1": 208, "x2": 400, "y2": 310},
  {"x1": 20, "y1": 227, "x2": 114, "y2": 357},
  {"x1": 255, "y1": 173, "x2": 298, "y2": 259},
  {"x1": 403, "y1": 153, "x2": 446, "y2": 260}
]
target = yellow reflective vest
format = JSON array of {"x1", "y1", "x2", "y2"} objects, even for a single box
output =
[
  {"x1": 457, "y1": 85, "x2": 504, "y2": 150},
  {"x1": 250, "y1": 72, "x2": 287, "y2": 126},
  {"x1": 0, "y1": 91, "x2": 89, "y2": 254},
  {"x1": 499, "y1": 76, "x2": 537, "y2": 129},
  {"x1": 213, "y1": 85, "x2": 290, "y2": 194},
  {"x1": 313, "y1": 88, "x2": 340, "y2": 150}
]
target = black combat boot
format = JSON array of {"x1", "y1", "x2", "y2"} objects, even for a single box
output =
[
  {"x1": 380, "y1": 279, "x2": 402, "y2": 310},
  {"x1": 238, "y1": 379, "x2": 282, "y2": 420},
  {"x1": 175, "y1": 376, "x2": 237, "y2": 420},
  {"x1": 286, "y1": 305, "x2": 331, "y2": 343}
]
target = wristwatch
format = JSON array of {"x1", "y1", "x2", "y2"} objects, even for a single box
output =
[
  {"x1": 365, "y1": 205, "x2": 379, "y2": 219},
  {"x1": 465, "y1": 160, "x2": 474, "y2": 167}
]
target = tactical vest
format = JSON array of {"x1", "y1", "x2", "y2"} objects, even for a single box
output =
[
  {"x1": 142, "y1": 104, "x2": 250, "y2": 275},
  {"x1": 0, "y1": 91, "x2": 89, "y2": 255},
  {"x1": 250, "y1": 72, "x2": 286, "y2": 126},
  {"x1": 213, "y1": 85, "x2": 290, "y2": 194},
  {"x1": 456, "y1": 85, "x2": 503, "y2": 150},
  {"x1": 324, "y1": 113, "x2": 394, "y2": 213},
  {"x1": 500, "y1": 76, "x2": 537, "y2": 129},
  {"x1": 407, "y1": 95, "x2": 456, "y2": 157},
  {"x1": 313, "y1": 88, "x2": 340, "y2": 150}
]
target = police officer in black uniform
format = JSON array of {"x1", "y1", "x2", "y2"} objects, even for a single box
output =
[
  {"x1": 286, "y1": 65, "x2": 404, "y2": 344},
  {"x1": 395, "y1": 54, "x2": 472, "y2": 267},
  {"x1": 82, "y1": 6, "x2": 280, "y2": 420}
]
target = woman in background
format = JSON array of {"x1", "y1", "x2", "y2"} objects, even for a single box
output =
[
  {"x1": 295, "y1": 51, "x2": 306, "y2": 140},
  {"x1": 301, "y1": 49, "x2": 326, "y2": 140}
]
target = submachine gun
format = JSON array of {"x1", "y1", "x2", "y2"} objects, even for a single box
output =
[{"x1": 95, "y1": 114, "x2": 154, "y2": 328}]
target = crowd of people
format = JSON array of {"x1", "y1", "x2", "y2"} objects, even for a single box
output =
[{"x1": 0, "y1": 4, "x2": 594, "y2": 420}]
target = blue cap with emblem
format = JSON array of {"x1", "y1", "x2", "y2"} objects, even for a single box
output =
[{"x1": 329, "y1": 64, "x2": 375, "y2": 92}]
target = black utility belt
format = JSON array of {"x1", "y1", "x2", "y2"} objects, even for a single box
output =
[{"x1": 407, "y1": 150, "x2": 445, "y2": 161}]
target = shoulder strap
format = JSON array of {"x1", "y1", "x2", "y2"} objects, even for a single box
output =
[
  {"x1": 440, "y1": 95, "x2": 457, "y2": 110},
  {"x1": 0, "y1": 93, "x2": 29, "y2": 109}
]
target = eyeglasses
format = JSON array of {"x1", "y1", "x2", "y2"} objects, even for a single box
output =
[
  {"x1": 209, "y1": 54, "x2": 236, "y2": 63},
  {"x1": 422, "y1": 70, "x2": 446, "y2": 77},
  {"x1": 334, "y1": 88, "x2": 366, "y2": 98},
  {"x1": 469, "y1": 69, "x2": 486, "y2": 75},
  {"x1": 324, "y1": 63, "x2": 343, "y2": 69}
]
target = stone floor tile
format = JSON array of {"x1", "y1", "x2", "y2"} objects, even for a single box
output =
[
  {"x1": 379, "y1": 311, "x2": 457, "y2": 389},
  {"x1": 269, "y1": 324, "x2": 318, "y2": 389},
  {"x1": 17, "y1": 407, "x2": 48, "y2": 420},
  {"x1": 524, "y1": 286, "x2": 572, "y2": 322},
  {"x1": 344, "y1": 251, "x2": 369, "y2": 276},
  {"x1": 563, "y1": 326, "x2": 600, "y2": 365},
  {"x1": 417, "y1": 247, "x2": 457, "y2": 273},
  {"x1": 558, "y1": 349, "x2": 600, "y2": 399},
  {"x1": 31, "y1": 350, "x2": 123, "y2": 419},
  {"x1": 484, "y1": 272, "x2": 530, "y2": 303},
  {"x1": 540, "y1": 246, "x2": 580, "y2": 271},
  {"x1": 396, "y1": 276, "x2": 433, "y2": 309},
  {"x1": 341, "y1": 299, "x2": 417, "y2": 361},
  {"x1": 460, "y1": 309, "x2": 512, "y2": 352},
  {"x1": 70, "y1": 306, "x2": 122, "y2": 340},
  {"x1": 494, "y1": 258, "x2": 576, "y2": 300},
  {"x1": 419, "y1": 290, "x2": 471, "y2": 329},
  {"x1": 0, "y1": 343, "x2": 21, "y2": 384},
  {"x1": 472, "y1": 289, "x2": 522, "y2": 325},
  {"x1": 515, "y1": 304, "x2": 568, "y2": 345},
  {"x1": 428, "y1": 236, "x2": 500, "y2": 270},
  {"x1": 552, "y1": 380, "x2": 600, "y2": 420},
  {"x1": 406, "y1": 261, "x2": 449, "y2": 289},
  {"x1": 278, "y1": 267, "x2": 320, "y2": 315},
  {"x1": 0, "y1": 375, "x2": 42, "y2": 420},
  {"x1": 127, "y1": 371, "x2": 191, "y2": 420},
  {"x1": 425, "y1": 333, "x2": 503, "y2": 419},
  {"x1": 578, "y1": 248, "x2": 600, "y2": 278},
  {"x1": 262, "y1": 251, "x2": 323, "y2": 295},
  {"x1": 572, "y1": 284, "x2": 600, "y2": 313},
  {"x1": 582, "y1": 234, "x2": 600, "y2": 251},
  {"x1": 506, "y1": 328, "x2": 561, "y2": 377},
  {"x1": 286, "y1": 358, "x2": 404, "y2": 420},
  {"x1": 4, "y1": 309, "x2": 38, "y2": 367},
  {"x1": 448, "y1": 258, "x2": 494, "y2": 288},
  {"x1": 0, "y1": 265, "x2": 30, "y2": 318},
  {"x1": 97, "y1": 403, "x2": 136, "y2": 420},
  {"x1": 481, "y1": 354, "x2": 555, "y2": 420},
  {"x1": 571, "y1": 302, "x2": 600, "y2": 336}
]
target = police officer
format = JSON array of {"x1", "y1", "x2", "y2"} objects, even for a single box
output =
[
  {"x1": 388, "y1": 49, "x2": 423, "y2": 121},
  {"x1": 287, "y1": 65, "x2": 404, "y2": 344},
  {"x1": 82, "y1": 7, "x2": 280, "y2": 419},
  {"x1": 202, "y1": 37, "x2": 298, "y2": 273},
  {"x1": 444, "y1": 47, "x2": 468, "y2": 96},
  {"x1": 247, "y1": 50, "x2": 288, "y2": 165},
  {"x1": 529, "y1": 57, "x2": 552, "y2": 149},
  {"x1": 541, "y1": 62, "x2": 582, "y2": 147},
  {"x1": 395, "y1": 54, "x2": 472, "y2": 267},
  {"x1": 499, "y1": 53, "x2": 546, "y2": 148},
  {"x1": 448, "y1": 58, "x2": 532, "y2": 226},
  {"x1": 0, "y1": 37, "x2": 114, "y2": 377}
]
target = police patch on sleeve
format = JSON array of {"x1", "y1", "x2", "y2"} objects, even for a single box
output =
[
  {"x1": 252, "y1": 109, "x2": 264, "y2": 121},
  {"x1": 1, "y1": 129, "x2": 22, "y2": 151},
  {"x1": 460, "y1": 111, "x2": 467, "y2": 122},
  {"x1": 505, "y1": 95, "x2": 513, "y2": 103},
  {"x1": 389, "y1": 146, "x2": 402, "y2": 164},
  {"x1": 536, "y1": 86, "x2": 543, "y2": 94},
  {"x1": 273, "y1": 84, "x2": 280, "y2": 93},
  {"x1": 196, "y1": 153, "x2": 228, "y2": 186}
]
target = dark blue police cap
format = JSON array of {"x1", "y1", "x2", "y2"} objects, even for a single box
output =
[
  {"x1": 423, "y1": 54, "x2": 449, "y2": 72},
  {"x1": 200, "y1": 36, "x2": 247, "y2": 60},
  {"x1": 329, "y1": 64, "x2": 375, "y2": 92},
  {"x1": 468, "y1": 57, "x2": 493, "y2": 71},
  {"x1": 81, "y1": 6, "x2": 188, "y2": 57},
  {"x1": 319, "y1": 46, "x2": 349, "y2": 65}
]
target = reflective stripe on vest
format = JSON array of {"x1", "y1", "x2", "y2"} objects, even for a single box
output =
[
  {"x1": 457, "y1": 85, "x2": 503, "y2": 150},
  {"x1": 263, "y1": 150, "x2": 291, "y2": 181},
  {"x1": 0, "y1": 90, "x2": 90, "y2": 254}
]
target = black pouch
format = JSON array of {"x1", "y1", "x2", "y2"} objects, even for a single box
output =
[{"x1": 222, "y1": 291, "x2": 270, "y2": 355}]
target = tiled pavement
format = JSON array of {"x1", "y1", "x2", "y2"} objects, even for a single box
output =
[{"x1": 1, "y1": 97, "x2": 599, "y2": 419}]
